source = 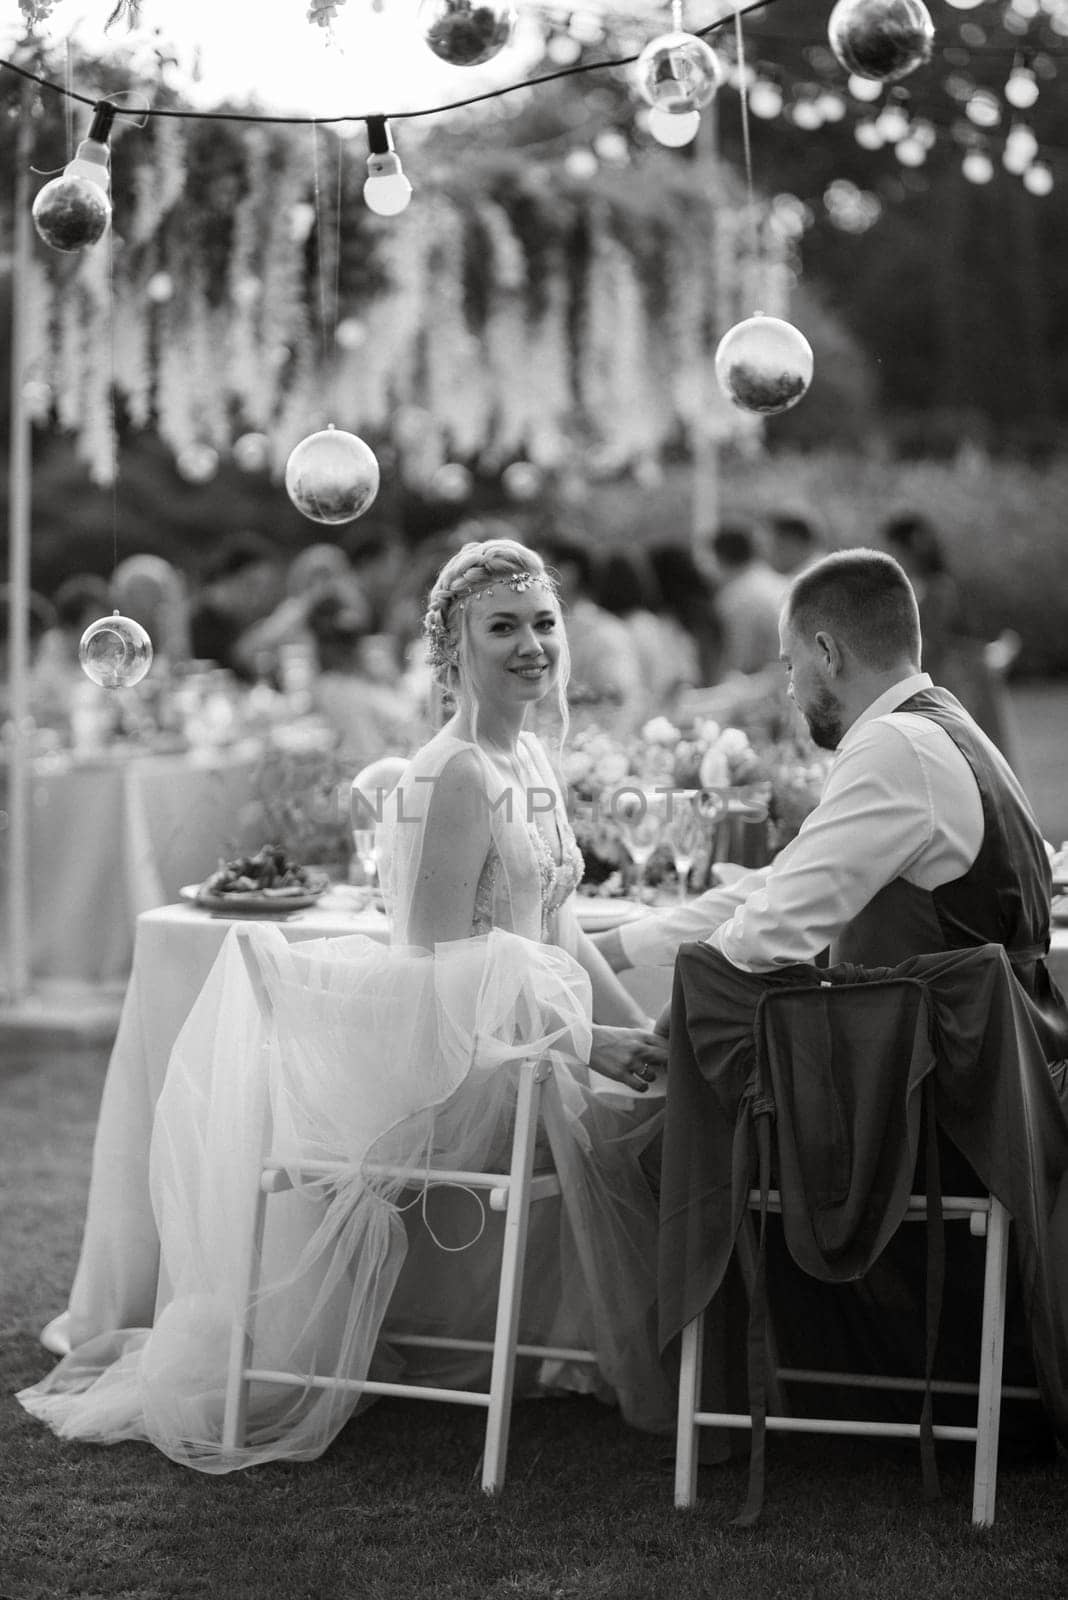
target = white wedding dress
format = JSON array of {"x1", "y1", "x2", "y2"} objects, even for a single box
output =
[{"x1": 18, "y1": 730, "x2": 672, "y2": 1471}]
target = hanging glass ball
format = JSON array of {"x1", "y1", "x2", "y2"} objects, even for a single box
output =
[
  {"x1": 827, "y1": 0, "x2": 934, "y2": 83},
  {"x1": 284, "y1": 425, "x2": 381, "y2": 525},
  {"x1": 501, "y1": 460, "x2": 542, "y2": 501},
  {"x1": 32, "y1": 175, "x2": 111, "y2": 253},
  {"x1": 714, "y1": 315, "x2": 814, "y2": 416},
  {"x1": 79, "y1": 612, "x2": 153, "y2": 690},
  {"x1": 418, "y1": 0, "x2": 517, "y2": 67},
  {"x1": 634, "y1": 30, "x2": 724, "y2": 114}
]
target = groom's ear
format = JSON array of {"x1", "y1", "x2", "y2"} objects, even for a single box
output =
[{"x1": 814, "y1": 630, "x2": 843, "y2": 676}]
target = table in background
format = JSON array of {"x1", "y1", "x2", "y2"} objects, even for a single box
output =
[{"x1": 0, "y1": 740, "x2": 266, "y2": 991}]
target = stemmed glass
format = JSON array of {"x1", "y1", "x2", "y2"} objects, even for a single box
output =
[
  {"x1": 664, "y1": 790, "x2": 703, "y2": 901},
  {"x1": 616, "y1": 793, "x2": 663, "y2": 901},
  {"x1": 351, "y1": 828, "x2": 379, "y2": 890}
]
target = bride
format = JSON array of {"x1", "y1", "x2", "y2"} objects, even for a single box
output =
[{"x1": 18, "y1": 536, "x2": 672, "y2": 1471}]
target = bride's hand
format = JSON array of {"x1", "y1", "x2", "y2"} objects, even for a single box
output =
[{"x1": 589, "y1": 1026, "x2": 668, "y2": 1092}]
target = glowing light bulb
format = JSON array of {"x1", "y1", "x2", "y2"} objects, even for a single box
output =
[
  {"x1": 1005, "y1": 68, "x2": 1039, "y2": 110},
  {"x1": 647, "y1": 105, "x2": 702, "y2": 146},
  {"x1": 962, "y1": 149, "x2": 994, "y2": 184},
  {"x1": 1023, "y1": 161, "x2": 1052, "y2": 196},
  {"x1": 32, "y1": 101, "x2": 116, "y2": 254},
  {"x1": 363, "y1": 116, "x2": 413, "y2": 216}
]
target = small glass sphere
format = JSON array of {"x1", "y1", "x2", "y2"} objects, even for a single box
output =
[
  {"x1": 1023, "y1": 161, "x2": 1053, "y2": 197},
  {"x1": 32, "y1": 175, "x2": 111, "y2": 253},
  {"x1": 418, "y1": 0, "x2": 517, "y2": 67},
  {"x1": 828, "y1": 0, "x2": 935, "y2": 83},
  {"x1": 285, "y1": 425, "x2": 381, "y2": 525},
  {"x1": 961, "y1": 149, "x2": 994, "y2": 185},
  {"x1": 79, "y1": 612, "x2": 153, "y2": 690},
  {"x1": 714, "y1": 315, "x2": 814, "y2": 416},
  {"x1": 635, "y1": 30, "x2": 724, "y2": 114},
  {"x1": 648, "y1": 106, "x2": 702, "y2": 147},
  {"x1": 176, "y1": 444, "x2": 219, "y2": 484}
]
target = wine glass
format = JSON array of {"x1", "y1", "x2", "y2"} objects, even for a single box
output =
[
  {"x1": 616, "y1": 793, "x2": 663, "y2": 901},
  {"x1": 351, "y1": 828, "x2": 379, "y2": 889},
  {"x1": 664, "y1": 791, "x2": 703, "y2": 900}
]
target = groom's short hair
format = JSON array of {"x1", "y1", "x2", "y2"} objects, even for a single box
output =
[{"x1": 786, "y1": 548, "x2": 921, "y2": 671}]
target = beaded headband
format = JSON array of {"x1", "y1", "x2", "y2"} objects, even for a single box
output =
[{"x1": 423, "y1": 568, "x2": 559, "y2": 678}]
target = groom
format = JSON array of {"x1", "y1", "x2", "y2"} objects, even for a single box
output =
[
  {"x1": 595, "y1": 546, "x2": 1061, "y2": 1019},
  {"x1": 594, "y1": 546, "x2": 1066, "y2": 1459}
]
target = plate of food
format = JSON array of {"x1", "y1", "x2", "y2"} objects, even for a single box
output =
[{"x1": 182, "y1": 846, "x2": 331, "y2": 914}]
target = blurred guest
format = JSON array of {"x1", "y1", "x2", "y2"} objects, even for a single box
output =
[
  {"x1": 710, "y1": 521, "x2": 789, "y2": 676},
  {"x1": 343, "y1": 529, "x2": 409, "y2": 641},
  {"x1": 882, "y1": 512, "x2": 1020, "y2": 765},
  {"x1": 648, "y1": 542, "x2": 720, "y2": 688},
  {"x1": 593, "y1": 545, "x2": 697, "y2": 721},
  {"x1": 188, "y1": 531, "x2": 286, "y2": 680},
  {"x1": 766, "y1": 512, "x2": 822, "y2": 579},
  {"x1": 233, "y1": 541, "x2": 370, "y2": 686},
  {"x1": 305, "y1": 585, "x2": 421, "y2": 768},
  {"x1": 536, "y1": 533, "x2": 644, "y2": 733},
  {"x1": 110, "y1": 554, "x2": 192, "y2": 670}
]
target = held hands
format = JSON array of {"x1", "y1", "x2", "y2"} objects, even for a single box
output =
[{"x1": 589, "y1": 1025, "x2": 669, "y2": 1093}]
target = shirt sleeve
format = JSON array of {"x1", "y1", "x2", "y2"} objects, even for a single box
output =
[
  {"x1": 710, "y1": 719, "x2": 936, "y2": 971},
  {"x1": 618, "y1": 868, "x2": 769, "y2": 967}
]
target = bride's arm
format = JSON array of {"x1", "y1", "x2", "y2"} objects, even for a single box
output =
[
  {"x1": 406, "y1": 750, "x2": 492, "y2": 948},
  {"x1": 572, "y1": 924, "x2": 651, "y2": 1028}
]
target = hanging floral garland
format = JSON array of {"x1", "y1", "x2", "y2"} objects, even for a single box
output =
[{"x1": 20, "y1": 102, "x2": 786, "y2": 485}]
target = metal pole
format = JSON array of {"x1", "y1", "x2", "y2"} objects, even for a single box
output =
[
  {"x1": 691, "y1": 105, "x2": 720, "y2": 566},
  {"x1": 5, "y1": 84, "x2": 35, "y2": 1006}
]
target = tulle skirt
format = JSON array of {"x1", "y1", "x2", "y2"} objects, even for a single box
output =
[{"x1": 19, "y1": 924, "x2": 673, "y2": 1471}]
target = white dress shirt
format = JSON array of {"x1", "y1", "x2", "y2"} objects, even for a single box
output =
[{"x1": 619, "y1": 673, "x2": 987, "y2": 973}]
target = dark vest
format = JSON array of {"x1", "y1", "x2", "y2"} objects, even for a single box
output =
[{"x1": 831, "y1": 687, "x2": 1062, "y2": 1013}]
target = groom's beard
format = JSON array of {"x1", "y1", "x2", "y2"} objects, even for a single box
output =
[{"x1": 804, "y1": 684, "x2": 844, "y2": 751}]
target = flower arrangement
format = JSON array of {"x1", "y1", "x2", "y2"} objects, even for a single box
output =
[{"x1": 563, "y1": 715, "x2": 832, "y2": 891}]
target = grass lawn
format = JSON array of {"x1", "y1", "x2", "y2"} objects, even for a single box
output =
[{"x1": 3, "y1": 1041, "x2": 1068, "y2": 1600}]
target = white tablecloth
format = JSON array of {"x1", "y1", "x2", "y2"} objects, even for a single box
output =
[{"x1": 1, "y1": 741, "x2": 267, "y2": 990}]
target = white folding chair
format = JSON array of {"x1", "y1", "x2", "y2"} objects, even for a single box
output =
[
  {"x1": 221, "y1": 927, "x2": 598, "y2": 1493},
  {"x1": 674, "y1": 1187, "x2": 1041, "y2": 1526}
]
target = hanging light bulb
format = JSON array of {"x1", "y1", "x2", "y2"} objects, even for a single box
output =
[
  {"x1": 961, "y1": 149, "x2": 994, "y2": 184},
  {"x1": 79, "y1": 611, "x2": 153, "y2": 689},
  {"x1": 32, "y1": 100, "x2": 116, "y2": 254},
  {"x1": 1003, "y1": 123, "x2": 1039, "y2": 174},
  {"x1": 285, "y1": 425, "x2": 381, "y2": 524},
  {"x1": 714, "y1": 314, "x2": 814, "y2": 415},
  {"x1": 417, "y1": 0, "x2": 517, "y2": 67},
  {"x1": 634, "y1": 30, "x2": 724, "y2": 115},
  {"x1": 647, "y1": 105, "x2": 702, "y2": 146},
  {"x1": 1023, "y1": 161, "x2": 1053, "y2": 196},
  {"x1": 1005, "y1": 67, "x2": 1039, "y2": 110},
  {"x1": 828, "y1": 0, "x2": 935, "y2": 84},
  {"x1": 363, "y1": 116, "x2": 413, "y2": 216}
]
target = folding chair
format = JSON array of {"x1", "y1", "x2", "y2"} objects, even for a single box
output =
[
  {"x1": 672, "y1": 965, "x2": 1046, "y2": 1526},
  {"x1": 674, "y1": 1187, "x2": 1038, "y2": 1526},
  {"x1": 221, "y1": 927, "x2": 598, "y2": 1492}
]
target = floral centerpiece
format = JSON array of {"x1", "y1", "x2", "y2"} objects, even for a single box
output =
[{"x1": 562, "y1": 714, "x2": 832, "y2": 894}]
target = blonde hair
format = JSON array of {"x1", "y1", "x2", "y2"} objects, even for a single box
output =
[{"x1": 422, "y1": 538, "x2": 569, "y2": 739}]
